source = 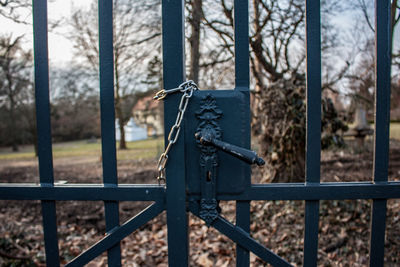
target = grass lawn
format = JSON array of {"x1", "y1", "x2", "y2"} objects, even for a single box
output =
[
  {"x1": 1, "y1": 123, "x2": 400, "y2": 162},
  {"x1": 0, "y1": 137, "x2": 164, "y2": 161}
]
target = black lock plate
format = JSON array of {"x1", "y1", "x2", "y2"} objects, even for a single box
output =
[{"x1": 184, "y1": 89, "x2": 251, "y2": 195}]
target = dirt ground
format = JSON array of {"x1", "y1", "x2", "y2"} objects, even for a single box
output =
[{"x1": 0, "y1": 141, "x2": 399, "y2": 266}]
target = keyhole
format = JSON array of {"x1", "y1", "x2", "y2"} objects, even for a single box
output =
[{"x1": 206, "y1": 171, "x2": 212, "y2": 182}]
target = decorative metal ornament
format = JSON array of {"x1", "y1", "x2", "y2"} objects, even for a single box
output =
[{"x1": 195, "y1": 94, "x2": 222, "y2": 225}]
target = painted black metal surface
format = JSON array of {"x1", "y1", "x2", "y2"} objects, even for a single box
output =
[
  {"x1": 98, "y1": 0, "x2": 122, "y2": 265},
  {"x1": 195, "y1": 94, "x2": 221, "y2": 225},
  {"x1": 161, "y1": 0, "x2": 189, "y2": 265},
  {"x1": 184, "y1": 90, "x2": 251, "y2": 195},
  {"x1": 32, "y1": 1, "x2": 60, "y2": 265},
  {"x1": 369, "y1": 1, "x2": 392, "y2": 266},
  {"x1": 195, "y1": 131, "x2": 265, "y2": 166},
  {"x1": 234, "y1": 0, "x2": 251, "y2": 263},
  {"x1": 304, "y1": 0, "x2": 322, "y2": 266},
  {"x1": 0, "y1": 0, "x2": 396, "y2": 266}
]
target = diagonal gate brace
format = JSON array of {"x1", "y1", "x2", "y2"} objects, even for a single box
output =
[
  {"x1": 189, "y1": 202, "x2": 293, "y2": 267},
  {"x1": 65, "y1": 201, "x2": 165, "y2": 267}
]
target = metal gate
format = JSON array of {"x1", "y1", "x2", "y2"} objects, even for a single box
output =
[{"x1": 0, "y1": 0, "x2": 399, "y2": 266}]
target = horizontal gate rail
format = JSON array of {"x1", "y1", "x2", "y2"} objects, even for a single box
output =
[
  {"x1": 0, "y1": 184, "x2": 165, "y2": 201},
  {"x1": 230, "y1": 182, "x2": 400, "y2": 200},
  {"x1": 1, "y1": 182, "x2": 399, "y2": 201},
  {"x1": 65, "y1": 201, "x2": 165, "y2": 267}
]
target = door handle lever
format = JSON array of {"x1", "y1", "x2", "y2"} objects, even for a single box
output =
[{"x1": 195, "y1": 132, "x2": 265, "y2": 166}]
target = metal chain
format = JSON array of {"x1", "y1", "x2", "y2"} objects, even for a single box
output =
[{"x1": 153, "y1": 80, "x2": 199, "y2": 184}]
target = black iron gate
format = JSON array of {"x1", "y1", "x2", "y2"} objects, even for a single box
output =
[{"x1": 0, "y1": 0, "x2": 399, "y2": 266}]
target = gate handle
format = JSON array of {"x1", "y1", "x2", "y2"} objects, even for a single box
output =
[{"x1": 195, "y1": 132, "x2": 265, "y2": 166}]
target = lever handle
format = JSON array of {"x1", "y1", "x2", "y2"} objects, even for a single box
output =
[{"x1": 195, "y1": 132, "x2": 265, "y2": 166}]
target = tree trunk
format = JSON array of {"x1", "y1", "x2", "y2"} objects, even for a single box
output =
[
  {"x1": 117, "y1": 108, "x2": 127, "y2": 149},
  {"x1": 10, "y1": 106, "x2": 19, "y2": 152},
  {"x1": 115, "y1": 94, "x2": 127, "y2": 150},
  {"x1": 252, "y1": 78, "x2": 306, "y2": 183},
  {"x1": 188, "y1": 0, "x2": 202, "y2": 84},
  {"x1": 250, "y1": 2, "x2": 305, "y2": 182},
  {"x1": 114, "y1": 49, "x2": 127, "y2": 150},
  {"x1": 7, "y1": 77, "x2": 18, "y2": 152},
  {"x1": 33, "y1": 133, "x2": 38, "y2": 157},
  {"x1": 30, "y1": 107, "x2": 38, "y2": 157}
]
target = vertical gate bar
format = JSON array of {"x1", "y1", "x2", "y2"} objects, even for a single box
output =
[
  {"x1": 236, "y1": 201, "x2": 250, "y2": 266},
  {"x1": 162, "y1": 0, "x2": 189, "y2": 266},
  {"x1": 32, "y1": 1, "x2": 60, "y2": 266},
  {"x1": 234, "y1": 0, "x2": 250, "y2": 266},
  {"x1": 98, "y1": 0, "x2": 121, "y2": 265},
  {"x1": 234, "y1": 0, "x2": 249, "y2": 90},
  {"x1": 303, "y1": 1, "x2": 321, "y2": 266},
  {"x1": 369, "y1": 1, "x2": 391, "y2": 266}
]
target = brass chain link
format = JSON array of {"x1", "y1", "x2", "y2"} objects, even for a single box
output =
[{"x1": 153, "y1": 80, "x2": 199, "y2": 184}]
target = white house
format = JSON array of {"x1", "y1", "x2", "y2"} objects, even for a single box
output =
[
  {"x1": 115, "y1": 118, "x2": 147, "y2": 141},
  {"x1": 132, "y1": 95, "x2": 164, "y2": 137}
]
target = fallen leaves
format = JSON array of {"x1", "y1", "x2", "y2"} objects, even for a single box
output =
[
  {"x1": 0, "y1": 146, "x2": 400, "y2": 266},
  {"x1": 196, "y1": 253, "x2": 213, "y2": 267}
]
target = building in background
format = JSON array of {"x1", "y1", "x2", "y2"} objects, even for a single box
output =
[
  {"x1": 115, "y1": 118, "x2": 147, "y2": 141},
  {"x1": 132, "y1": 95, "x2": 164, "y2": 137}
]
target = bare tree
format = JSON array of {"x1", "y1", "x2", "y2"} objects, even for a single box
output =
[
  {"x1": 345, "y1": 1, "x2": 400, "y2": 120},
  {"x1": 0, "y1": 34, "x2": 32, "y2": 151},
  {"x1": 351, "y1": 0, "x2": 400, "y2": 63},
  {"x1": 197, "y1": 0, "x2": 349, "y2": 182},
  {"x1": 395, "y1": 53, "x2": 400, "y2": 72},
  {"x1": 70, "y1": 0, "x2": 161, "y2": 149},
  {"x1": 48, "y1": 67, "x2": 101, "y2": 142},
  {"x1": 181, "y1": 0, "x2": 237, "y2": 89},
  {"x1": 0, "y1": 0, "x2": 30, "y2": 23},
  {"x1": 346, "y1": 40, "x2": 375, "y2": 109},
  {"x1": 186, "y1": 0, "x2": 203, "y2": 84},
  {"x1": 390, "y1": 1, "x2": 399, "y2": 72},
  {"x1": 352, "y1": 0, "x2": 399, "y2": 41}
]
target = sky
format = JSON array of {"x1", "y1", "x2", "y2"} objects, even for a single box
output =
[
  {"x1": 0, "y1": 0, "x2": 92, "y2": 66},
  {"x1": 0, "y1": 0, "x2": 398, "y2": 71}
]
